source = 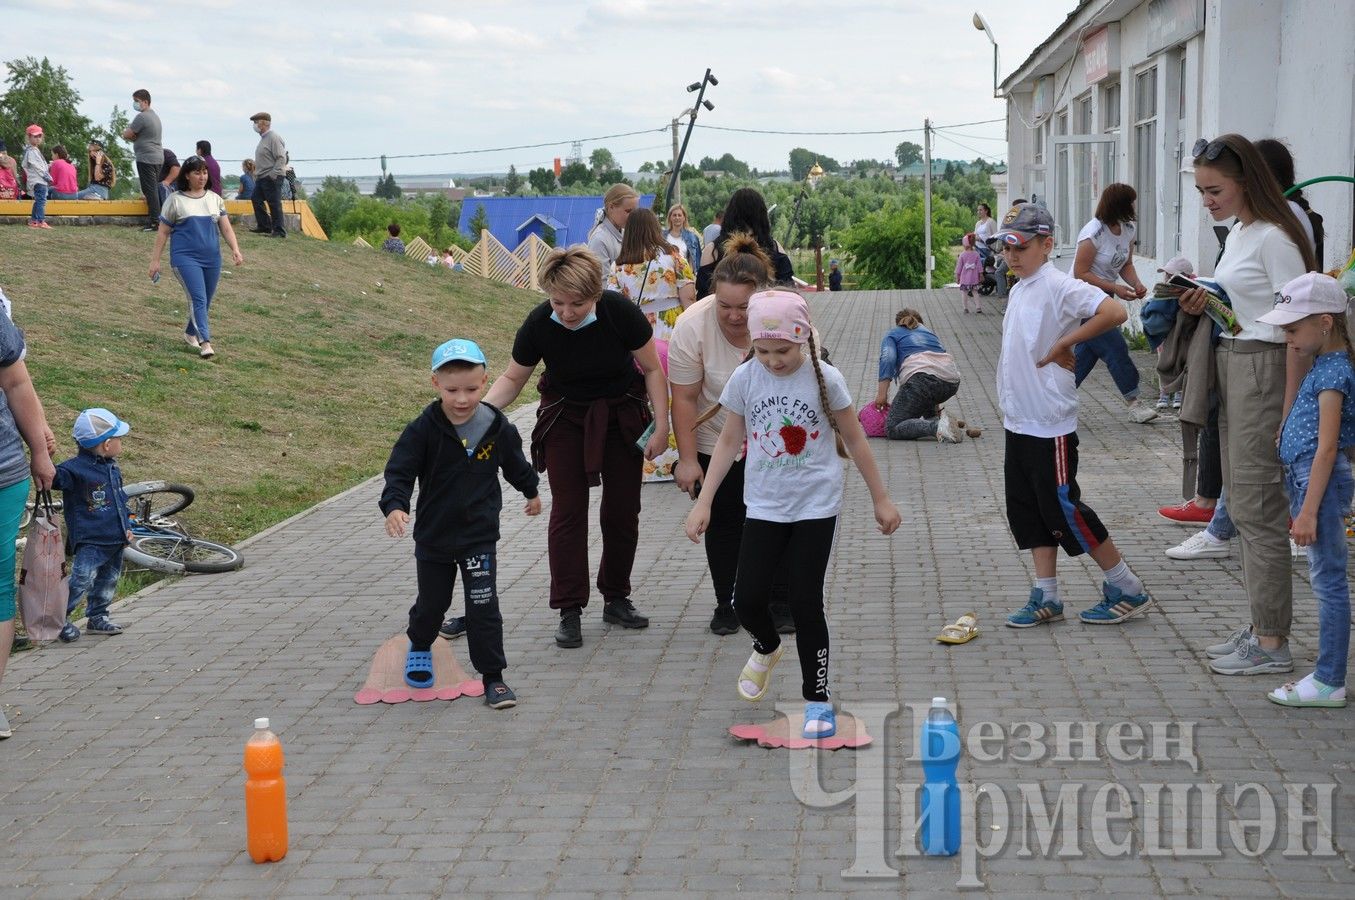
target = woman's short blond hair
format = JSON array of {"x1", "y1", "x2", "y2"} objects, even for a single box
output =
[
  {"x1": 603, "y1": 182, "x2": 638, "y2": 210},
  {"x1": 541, "y1": 247, "x2": 604, "y2": 301}
]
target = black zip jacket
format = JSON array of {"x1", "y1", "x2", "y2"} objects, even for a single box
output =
[{"x1": 379, "y1": 401, "x2": 538, "y2": 560}]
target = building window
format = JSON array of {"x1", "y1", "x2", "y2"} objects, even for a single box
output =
[
  {"x1": 1076, "y1": 94, "x2": 1093, "y2": 135},
  {"x1": 1103, "y1": 81, "x2": 1121, "y2": 131},
  {"x1": 1133, "y1": 66, "x2": 1157, "y2": 256}
]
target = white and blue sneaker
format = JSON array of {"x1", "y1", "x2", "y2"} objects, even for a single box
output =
[
  {"x1": 1005, "y1": 588, "x2": 1064, "y2": 628},
  {"x1": 86, "y1": 617, "x2": 123, "y2": 636},
  {"x1": 1079, "y1": 583, "x2": 1154, "y2": 624}
]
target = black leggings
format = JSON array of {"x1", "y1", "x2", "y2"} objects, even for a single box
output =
[
  {"x1": 407, "y1": 553, "x2": 505, "y2": 682},
  {"x1": 735, "y1": 517, "x2": 837, "y2": 701}
]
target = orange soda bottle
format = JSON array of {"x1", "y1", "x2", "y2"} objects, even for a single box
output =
[{"x1": 243, "y1": 717, "x2": 288, "y2": 863}]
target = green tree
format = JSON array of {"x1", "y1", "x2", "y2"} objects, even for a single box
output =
[
  {"x1": 895, "y1": 141, "x2": 923, "y2": 167},
  {"x1": 596, "y1": 168, "x2": 626, "y2": 186},
  {"x1": 788, "y1": 148, "x2": 840, "y2": 181},
  {"x1": 588, "y1": 147, "x2": 617, "y2": 175},
  {"x1": 372, "y1": 173, "x2": 401, "y2": 200},
  {"x1": 558, "y1": 160, "x2": 591, "y2": 188},
  {"x1": 425, "y1": 194, "x2": 452, "y2": 245},
  {"x1": 0, "y1": 56, "x2": 134, "y2": 192},
  {"x1": 839, "y1": 194, "x2": 963, "y2": 289},
  {"x1": 309, "y1": 175, "x2": 360, "y2": 236},
  {"x1": 333, "y1": 197, "x2": 430, "y2": 248},
  {"x1": 504, "y1": 165, "x2": 523, "y2": 195},
  {"x1": 527, "y1": 167, "x2": 556, "y2": 194},
  {"x1": 697, "y1": 152, "x2": 751, "y2": 178},
  {"x1": 467, "y1": 203, "x2": 490, "y2": 238}
]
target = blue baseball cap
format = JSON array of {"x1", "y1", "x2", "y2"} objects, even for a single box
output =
[
  {"x1": 994, "y1": 202, "x2": 1055, "y2": 246},
  {"x1": 73, "y1": 408, "x2": 130, "y2": 448},
  {"x1": 431, "y1": 338, "x2": 486, "y2": 371}
]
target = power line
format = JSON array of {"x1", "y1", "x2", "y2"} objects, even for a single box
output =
[
  {"x1": 290, "y1": 127, "x2": 666, "y2": 163},
  {"x1": 693, "y1": 117, "x2": 1005, "y2": 137},
  {"x1": 932, "y1": 129, "x2": 1008, "y2": 142},
  {"x1": 930, "y1": 131, "x2": 1006, "y2": 163}
]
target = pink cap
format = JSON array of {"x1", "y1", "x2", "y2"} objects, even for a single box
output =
[
  {"x1": 748, "y1": 290, "x2": 811, "y2": 344},
  {"x1": 1256, "y1": 273, "x2": 1348, "y2": 326}
]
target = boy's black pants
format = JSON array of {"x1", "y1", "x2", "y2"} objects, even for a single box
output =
[{"x1": 407, "y1": 552, "x2": 505, "y2": 680}]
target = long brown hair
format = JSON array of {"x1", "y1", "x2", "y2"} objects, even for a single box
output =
[
  {"x1": 895, "y1": 308, "x2": 924, "y2": 329},
  {"x1": 1194, "y1": 134, "x2": 1317, "y2": 272},
  {"x1": 712, "y1": 232, "x2": 773, "y2": 289},
  {"x1": 615, "y1": 207, "x2": 669, "y2": 266}
]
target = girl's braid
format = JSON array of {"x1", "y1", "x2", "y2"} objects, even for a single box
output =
[{"x1": 806, "y1": 331, "x2": 848, "y2": 459}]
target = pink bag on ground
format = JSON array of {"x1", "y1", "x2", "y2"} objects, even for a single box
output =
[
  {"x1": 858, "y1": 403, "x2": 886, "y2": 438},
  {"x1": 18, "y1": 492, "x2": 69, "y2": 642}
]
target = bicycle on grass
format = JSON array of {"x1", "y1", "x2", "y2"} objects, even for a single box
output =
[{"x1": 19, "y1": 480, "x2": 243, "y2": 574}]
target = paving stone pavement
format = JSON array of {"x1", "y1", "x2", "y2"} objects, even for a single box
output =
[{"x1": 3, "y1": 288, "x2": 1354, "y2": 898}]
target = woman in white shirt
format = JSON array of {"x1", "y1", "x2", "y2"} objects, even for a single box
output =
[
  {"x1": 1182, "y1": 134, "x2": 1316, "y2": 677},
  {"x1": 1071, "y1": 183, "x2": 1155, "y2": 424}
]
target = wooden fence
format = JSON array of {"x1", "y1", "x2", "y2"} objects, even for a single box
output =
[{"x1": 354, "y1": 229, "x2": 553, "y2": 292}]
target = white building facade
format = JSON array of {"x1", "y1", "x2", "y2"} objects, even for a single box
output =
[{"x1": 1000, "y1": 0, "x2": 1354, "y2": 277}]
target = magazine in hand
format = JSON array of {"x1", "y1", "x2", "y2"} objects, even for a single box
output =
[{"x1": 1167, "y1": 274, "x2": 1241, "y2": 336}]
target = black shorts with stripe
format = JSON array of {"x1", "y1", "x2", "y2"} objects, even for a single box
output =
[{"x1": 1004, "y1": 429, "x2": 1109, "y2": 556}]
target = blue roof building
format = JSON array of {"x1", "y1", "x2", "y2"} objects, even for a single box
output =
[{"x1": 457, "y1": 194, "x2": 656, "y2": 249}]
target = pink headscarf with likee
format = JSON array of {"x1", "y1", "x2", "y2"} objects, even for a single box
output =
[{"x1": 747, "y1": 290, "x2": 811, "y2": 344}]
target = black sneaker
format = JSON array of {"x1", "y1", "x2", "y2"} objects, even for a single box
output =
[
  {"x1": 439, "y1": 616, "x2": 466, "y2": 640},
  {"x1": 710, "y1": 603, "x2": 739, "y2": 635},
  {"x1": 484, "y1": 681, "x2": 517, "y2": 709},
  {"x1": 58, "y1": 622, "x2": 80, "y2": 643},
  {"x1": 603, "y1": 598, "x2": 649, "y2": 629},
  {"x1": 770, "y1": 602, "x2": 796, "y2": 635},
  {"x1": 555, "y1": 608, "x2": 582, "y2": 648}
]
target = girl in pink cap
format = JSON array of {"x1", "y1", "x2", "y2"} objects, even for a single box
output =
[{"x1": 684, "y1": 289, "x2": 900, "y2": 739}]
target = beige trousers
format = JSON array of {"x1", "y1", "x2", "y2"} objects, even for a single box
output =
[{"x1": 1216, "y1": 340, "x2": 1291, "y2": 637}]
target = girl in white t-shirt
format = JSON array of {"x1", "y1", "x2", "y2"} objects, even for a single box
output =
[
  {"x1": 1183, "y1": 134, "x2": 1316, "y2": 677},
  {"x1": 685, "y1": 290, "x2": 900, "y2": 741}
]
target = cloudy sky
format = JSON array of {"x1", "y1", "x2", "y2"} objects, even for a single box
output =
[{"x1": 11, "y1": 0, "x2": 1071, "y2": 178}]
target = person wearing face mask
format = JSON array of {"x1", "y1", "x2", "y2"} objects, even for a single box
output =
[
  {"x1": 249, "y1": 112, "x2": 287, "y2": 238},
  {"x1": 121, "y1": 89, "x2": 162, "y2": 231},
  {"x1": 483, "y1": 247, "x2": 669, "y2": 649}
]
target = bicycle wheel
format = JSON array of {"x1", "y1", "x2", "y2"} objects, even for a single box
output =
[
  {"x1": 123, "y1": 482, "x2": 195, "y2": 519},
  {"x1": 124, "y1": 534, "x2": 243, "y2": 574}
]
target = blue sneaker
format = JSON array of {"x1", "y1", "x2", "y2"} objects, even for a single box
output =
[
  {"x1": 58, "y1": 622, "x2": 81, "y2": 643},
  {"x1": 1079, "y1": 582, "x2": 1155, "y2": 624},
  {"x1": 438, "y1": 616, "x2": 466, "y2": 640},
  {"x1": 86, "y1": 617, "x2": 123, "y2": 636},
  {"x1": 1005, "y1": 588, "x2": 1064, "y2": 628}
]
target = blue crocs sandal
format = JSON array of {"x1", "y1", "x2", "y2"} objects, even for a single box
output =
[
  {"x1": 404, "y1": 644, "x2": 434, "y2": 689},
  {"x1": 802, "y1": 701, "x2": 836, "y2": 739}
]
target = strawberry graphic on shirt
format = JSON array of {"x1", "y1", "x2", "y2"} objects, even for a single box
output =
[{"x1": 779, "y1": 417, "x2": 808, "y2": 455}]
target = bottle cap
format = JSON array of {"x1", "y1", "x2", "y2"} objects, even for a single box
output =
[
  {"x1": 931, "y1": 697, "x2": 947, "y2": 708},
  {"x1": 254, "y1": 717, "x2": 270, "y2": 730}
]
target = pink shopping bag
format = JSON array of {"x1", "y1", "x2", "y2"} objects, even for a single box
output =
[
  {"x1": 858, "y1": 402, "x2": 886, "y2": 438},
  {"x1": 18, "y1": 492, "x2": 69, "y2": 642}
]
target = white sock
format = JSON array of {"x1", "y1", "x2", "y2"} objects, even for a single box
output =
[
  {"x1": 1035, "y1": 576, "x2": 1059, "y2": 604},
  {"x1": 1103, "y1": 560, "x2": 1144, "y2": 597},
  {"x1": 1200, "y1": 531, "x2": 1225, "y2": 545}
]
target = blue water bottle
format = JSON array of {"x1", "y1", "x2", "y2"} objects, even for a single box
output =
[{"x1": 920, "y1": 696, "x2": 961, "y2": 855}]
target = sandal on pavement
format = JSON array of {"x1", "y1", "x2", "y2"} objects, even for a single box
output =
[
  {"x1": 1267, "y1": 673, "x2": 1347, "y2": 708},
  {"x1": 935, "y1": 612, "x2": 979, "y2": 644},
  {"x1": 738, "y1": 644, "x2": 785, "y2": 701},
  {"x1": 803, "y1": 701, "x2": 836, "y2": 739},
  {"x1": 404, "y1": 644, "x2": 434, "y2": 688}
]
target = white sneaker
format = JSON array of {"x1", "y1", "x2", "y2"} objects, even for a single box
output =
[
  {"x1": 1128, "y1": 404, "x2": 1159, "y2": 424},
  {"x1": 1165, "y1": 530, "x2": 1229, "y2": 560},
  {"x1": 935, "y1": 411, "x2": 965, "y2": 444}
]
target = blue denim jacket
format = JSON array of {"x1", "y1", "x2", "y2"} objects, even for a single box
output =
[
  {"x1": 878, "y1": 325, "x2": 946, "y2": 382},
  {"x1": 53, "y1": 449, "x2": 132, "y2": 547}
]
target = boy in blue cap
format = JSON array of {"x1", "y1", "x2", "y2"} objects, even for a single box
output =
[
  {"x1": 994, "y1": 203, "x2": 1153, "y2": 629},
  {"x1": 52, "y1": 408, "x2": 134, "y2": 641},
  {"x1": 380, "y1": 339, "x2": 541, "y2": 708}
]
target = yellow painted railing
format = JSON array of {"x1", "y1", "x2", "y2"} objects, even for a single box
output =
[{"x1": 0, "y1": 198, "x2": 329, "y2": 240}]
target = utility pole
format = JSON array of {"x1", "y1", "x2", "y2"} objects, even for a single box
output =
[
  {"x1": 923, "y1": 117, "x2": 934, "y2": 289},
  {"x1": 670, "y1": 116, "x2": 684, "y2": 205}
]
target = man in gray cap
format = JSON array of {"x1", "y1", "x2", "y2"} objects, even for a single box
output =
[{"x1": 249, "y1": 112, "x2": 287, "y2": 237}]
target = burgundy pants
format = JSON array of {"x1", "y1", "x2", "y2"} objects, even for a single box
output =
[{"x1": 542, "y1": 410, "x2": 643, "y2": 609}]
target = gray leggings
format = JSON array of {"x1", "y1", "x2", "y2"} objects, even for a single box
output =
[{"x1": 886, "y1": 373, "x2": 959, "y2": 440}]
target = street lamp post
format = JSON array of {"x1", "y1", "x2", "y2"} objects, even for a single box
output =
[
  {"x1": 664, "y1": 69, "x2": 718, "y2": 213},
  {"x1": 669, "y1": 108, "x2": 693, "y2": 205},
  {"x1": 972, "y1": 12, "x2": 1001, "y2": 98}
]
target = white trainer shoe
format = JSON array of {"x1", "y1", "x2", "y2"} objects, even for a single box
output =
[
  {"x1": 1165, "y1": 530, "x2": 1230, "y2": 560},
  {"x1": 936, "y1": 410, "x2": 965, "y2": 444}
]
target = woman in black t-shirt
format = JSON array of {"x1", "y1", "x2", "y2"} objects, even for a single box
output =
[{"x1": 484, "y1": 247, "x2": 670, "y2": 649}]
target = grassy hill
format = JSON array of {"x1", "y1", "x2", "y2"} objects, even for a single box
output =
[{"x1": 0, "y1": 225, "x2": 542, "y2": 546}]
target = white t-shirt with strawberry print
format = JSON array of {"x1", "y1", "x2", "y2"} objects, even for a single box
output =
[{"x1": 719, "y1": 355, "x2": 852, "y2": 523}]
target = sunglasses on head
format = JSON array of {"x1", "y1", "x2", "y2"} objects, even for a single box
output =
[{"x1": 1192, "y1": 138, "x2": 1228, "y2": 161}]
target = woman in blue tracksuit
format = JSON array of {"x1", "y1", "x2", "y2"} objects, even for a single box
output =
[
  {"x1": 871, "y1": 308, "x2": 966, "y2": 443},
  {"x1": 149, "y1": 156, "x2": 244, "y2": 359}
]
